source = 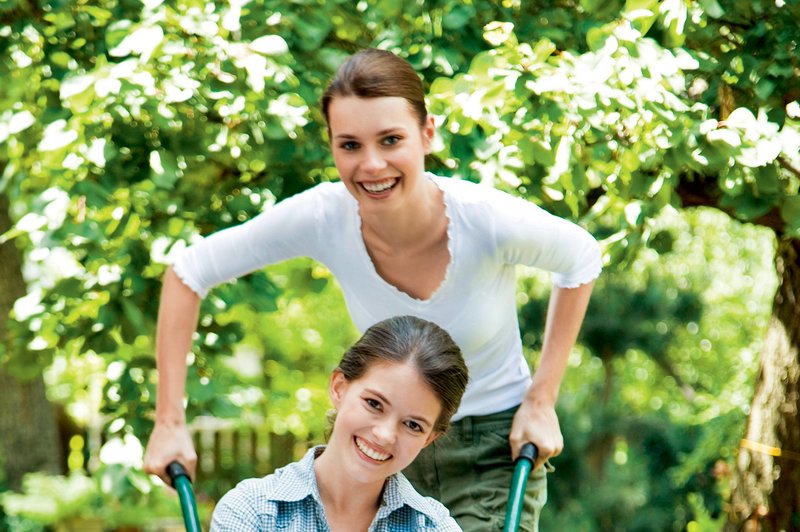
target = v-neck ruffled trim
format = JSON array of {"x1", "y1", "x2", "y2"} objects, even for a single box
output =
[{"x1": 353, "y1": 172, "x2": 454, "y2": 305}]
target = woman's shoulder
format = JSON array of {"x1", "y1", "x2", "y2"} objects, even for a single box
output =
[
  {"x1": 391, "y1": 472, "x2": 462, "y2": 530},
  {"x1": 309, "y1": 179, "x2": 348, "y2": 195},
  {"x1": 267, "y1": 181, "x2": 353, "y2": 230},
  {"x1": 212, "y1": 455, "x2": 312, "y2": 524},
  {"x1": 220, "y1": 470, "x2": 282, "y2": 503},
  {"x1": 430, "y1": 173, "x2": 481, "y2": 197},
  {"x1": 281, "y1": 180, "x2": 349, "y2": 204},
  {"x1": 224, "y1": 451, "x2": 313, "y2": 498},
  {"x1": 431, "y1": 173, "x2": 517, "y2": 205},
  {"x1": 431, "y1": 173, "x2": 535, "y2": 224},
  {"x1": 210, "y1": 474, "x2": 280, "y2": 529}
]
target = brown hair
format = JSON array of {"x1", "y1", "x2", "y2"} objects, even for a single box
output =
[
  {"x1": 336, "y1": 315, "x2": 468, "y2": 433},
  {"x1": 321, "y1": 48, "x2": 428, "y2": 127}
]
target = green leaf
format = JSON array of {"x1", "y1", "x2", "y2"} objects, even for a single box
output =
[
  {"x1": 121, "y1": 299, "x2": 147, "y2": 336},
  {"x1": 373, "y1": 0, "x2": 404, "y2": 18},
  {"x1": 720, "y1": 184, "x2": 775, "y2": 220},
  {"x1": 623, "y1": 0, "x2": 659, "y2": 36},
  {"x1": 780, "y1": 195, "x2": 800, "y2": 231},
  {"x1": 661, "y1": 0, "x2": 688, "y2": 44},
  {"x1": 105, "y1": 21, "x2": 133, "y2": 50},
  {"x1": 50, "y1": 51, "x2": 74, "y2": 68},
  {"x1": 753, "y1": 165, "x2": 780, "y2": 195},
  {"x1": 150, "y1": 151, "x2": 178, "y2": 190},
  {"x1": 531, "y1": 39, "x2": 557, "y2": 63},
  {"x1": 82, "y1": 5, "x2": 113, "y2": 24},
  {"x1": 443, "y1": 4, "x2": 476, "y2": 30},
  {"x1": 43, "y1": 11, "x2": 76, "y2": 30},
  {"x1": 209, "y1": 397, "x2": 242, "y2": 418},
  {"x1": 64, "y1": 85, "x2": 96, "y2": 114},
  {"x1": 586, "y1": 25, "x2": 612, "y2": 51},
  {"x1": 699, "y1": 0, "x2": 725, "y2": 18},
  {"x1": 620, "y1": 150, "x2": 640, "y2": 173},
  {"x1": 292, "y1": 12, "x2": 332, "y2": 51},
  {"x1": 754, "y1": 78, "x2": 776, "y2": 100},
  {"x1": 532, "y1": 139, "x2": 556, "y2": 167},
  {"x1": 581, "y1": 0, "x2": 608, "y2": 13}
]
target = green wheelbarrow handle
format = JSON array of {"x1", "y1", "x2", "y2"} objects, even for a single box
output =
[
  {"x1": 167, "y1": 461, "x2": 202, "y2": 532},
  {"x1": 503, "y1": 442, "x2": 539, "y2": 532}
]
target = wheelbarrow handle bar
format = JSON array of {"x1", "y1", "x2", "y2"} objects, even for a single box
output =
[
  {"x1": 502, "y1": 442, "x2": 539, "y2": 532},
  {"x1": 166, "y1": 461, "x2": 203, "y2": 532}
]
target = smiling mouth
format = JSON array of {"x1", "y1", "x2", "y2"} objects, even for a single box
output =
[
  {"x1": 360, "y1": 178, "x2": 398, "y2": 194},
  {"x1": 355, "y1": 437, "x2": 392, "y2": 461}
]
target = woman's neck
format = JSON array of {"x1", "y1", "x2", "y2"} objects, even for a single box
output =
[
  {"x1": 360, "y1": 177, "x2": 445, "y2": 250},
  {"x1": 314, "y1": 450, "x2": 385, "y2": 530}
]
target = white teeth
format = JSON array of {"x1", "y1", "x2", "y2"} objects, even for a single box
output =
[
  {"x1": 356, "y1": 438, "x2": 391, "y2": 461},
  {"x1": 362, "y1": 179, "x2": 397, "y2": 193}
]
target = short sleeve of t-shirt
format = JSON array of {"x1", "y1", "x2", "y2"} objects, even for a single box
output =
[
  {"x1": 171, "y1": 184, "x2": 331, "y2": 298},
  {"x1": 485, "y1": 187, "x2": 602, "y2": 288}
]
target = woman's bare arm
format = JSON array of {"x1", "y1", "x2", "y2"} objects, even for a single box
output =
[
  {"x1": 143, "y1": 266, "x2": 201, "y2": 483},
  {"x1": 510, "y1": 281, "x2": 595, "y2": 467}
]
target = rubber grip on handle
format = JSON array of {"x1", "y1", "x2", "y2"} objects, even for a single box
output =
[
  {"x1": 166, "y1": 461, "x2": 190, "y2": 487},
  {"x1": 518, "y1": 442, "x2": 538, "y2": 464}
]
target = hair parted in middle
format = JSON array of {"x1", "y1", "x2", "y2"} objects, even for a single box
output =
[
  {"x1": 336, "y1": 315, "x2": 468, "y2": 434},
  {"x1": 321, "y1": 48, "x2": 428, "y2": 127}
]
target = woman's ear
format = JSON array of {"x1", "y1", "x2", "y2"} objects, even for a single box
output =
[
  {"x1": 329, "y1": 369, "x2": 348, "y2": 408},
  {"x1": 422, "y1": 430, "x2": 441, "y2": 448},
  {"x1": 422, "y1": 114, "x2": 436, "y2": 155}
]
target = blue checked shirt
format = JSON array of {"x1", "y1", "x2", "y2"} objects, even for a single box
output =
[{"x1": 211, "y1": 446, "x2": 462, "y2": 531}]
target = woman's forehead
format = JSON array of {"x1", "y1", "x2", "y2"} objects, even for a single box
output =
[
  {"x1": 355, "y1": 361, "x2": 441, "y2": 418},
  {"x1": 328, "y1": 96, "x2": 419, "y2": 133}
]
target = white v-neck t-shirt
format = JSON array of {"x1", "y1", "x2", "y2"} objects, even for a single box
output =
[{"x1": 172, "y1": 173, "x2": 602, "y2": 420}]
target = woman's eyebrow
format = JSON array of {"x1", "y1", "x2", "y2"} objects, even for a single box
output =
[
  {"x1": 365, "y1": 388, "x2": 391, "y2": 405},
  {"x1": 376, "y1": 127, "x2": 406, "y2": 136},
  {"x1": 408, "y1": 415, "x2": 433, "y2": 429},
  {"x1": 334, "y1": 127, "x2": 407, "y2": 141}
]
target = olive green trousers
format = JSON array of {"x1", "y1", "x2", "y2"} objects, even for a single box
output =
[{"x1": 403, "y1": 406, "x2": 548, "y2": 532}]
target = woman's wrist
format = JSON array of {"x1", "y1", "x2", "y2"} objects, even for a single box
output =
[
  {"x1": 524, "y1": 380, "x2": 559, "y2": 408},
  {"x1": 154, "y1": 403, "x2": 187, "y2": 426}
]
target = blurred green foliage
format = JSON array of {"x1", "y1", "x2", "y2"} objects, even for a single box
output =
[
  {"x1": 521, "y1": 207, "x2": 776, "y2": 530},
  {"x1": 0, "y1": 0, "x2": 796, "y2": 529},
  {"x1": 0, "y1": 463, "x2": 204, "y2": 531}
]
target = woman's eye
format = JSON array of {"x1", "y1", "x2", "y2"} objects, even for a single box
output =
[
  {"x1": 365, "y1": 398, "x2": 381, "y2": 410},
  {"x1": 405, "y1": 420, "x2": 423, "y2": 433},
  {"x1": 341, "y1": 141, "x2": 358, "y2": 151},
  {"x1": 382, "y1": 135, "x2": 400, "y2": 146}
]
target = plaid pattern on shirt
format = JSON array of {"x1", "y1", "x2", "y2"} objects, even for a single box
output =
[{"x1": 210, "y1": 446, "x2": 462, "y2": 531}]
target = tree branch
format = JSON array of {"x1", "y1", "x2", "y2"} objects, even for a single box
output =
[
  {"x1": 674, "y1": 174, "x2": 785, "y2": 235},
  {"x1": 778, "y1": 156, "x2": 800, "y2": 181},
  {"x1": 0, "y1": 0, "x2": 44, "y2": 26}
]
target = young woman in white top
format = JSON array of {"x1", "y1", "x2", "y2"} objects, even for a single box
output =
[{"x1": 144, "y1": 48, "x2": 601, "y2": 531}]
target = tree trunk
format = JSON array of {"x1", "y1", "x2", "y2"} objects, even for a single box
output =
[
  {"x1": 0, "y1": 193, "x2": 62, "y2": 490},
  {"x1": 727, "y1": 237, "x2": 800, "y2": 531}
]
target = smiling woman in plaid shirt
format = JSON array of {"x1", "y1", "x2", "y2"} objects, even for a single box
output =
[{"x1": 211, "y1": 316, "x2": 469, "y2": 531}]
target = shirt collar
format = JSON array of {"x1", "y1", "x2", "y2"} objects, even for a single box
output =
[
  {"x1": 377, "y1": 471, "x2": 436, "y2": 521},
  {"x1": 268, "y1": 445, "x2": 325, "y2": 504},
  {"x1": 268, "y1": 445, "x2": 438, "y2": 525}
]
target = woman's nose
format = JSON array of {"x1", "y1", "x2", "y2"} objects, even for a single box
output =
[
  {"x1": 361, "y1": 148, "x2": 387, "y2": 174},
  {"x1": 372, "y1": 420, "x2": 396, "y2": 445}
]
